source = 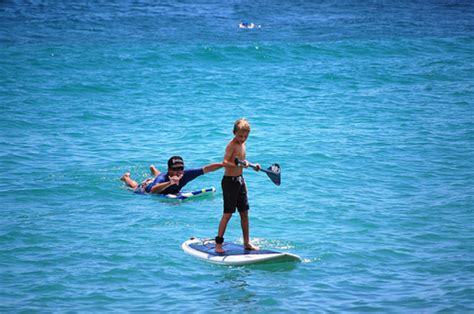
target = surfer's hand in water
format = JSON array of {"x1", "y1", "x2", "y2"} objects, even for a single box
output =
[{"x1": 169, "y1": 174, "x2": 183, "y2": 185}]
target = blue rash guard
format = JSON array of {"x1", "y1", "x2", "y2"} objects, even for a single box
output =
[{"x1": 145, "y1": 168, "x2": 204, "y2": 194}]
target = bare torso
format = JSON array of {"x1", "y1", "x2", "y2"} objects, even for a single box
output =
[{"x1": 224, "y1": 139, "x2": 246, "y2": 176}]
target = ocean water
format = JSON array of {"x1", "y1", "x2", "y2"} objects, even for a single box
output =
[{"x1": 1, "y1": 0, "x2": 473, "y2": 312}]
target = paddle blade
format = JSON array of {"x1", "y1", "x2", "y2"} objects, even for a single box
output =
[{"x1": 265, "y1": 163, "x2": 281, "y2": 186}]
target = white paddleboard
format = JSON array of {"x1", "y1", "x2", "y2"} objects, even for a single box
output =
[{"x1": 182, "y1": 237, "x2": 301, "y2": 266}]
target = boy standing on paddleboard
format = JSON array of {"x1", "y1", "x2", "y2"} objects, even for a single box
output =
[{"x1": 215, "y1": 118, "x2": 260, "y2": 254}]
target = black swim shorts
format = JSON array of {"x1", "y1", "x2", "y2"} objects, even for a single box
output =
[{"x1": 221, "y1": 175, "x2": 249, "y2": 213}]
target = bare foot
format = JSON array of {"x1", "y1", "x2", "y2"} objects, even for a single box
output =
[
  {"x1": 244, "y1": 243, "x2": 259, "y2": 250},
  {"x1": 120, "y1": 172, "x2": 130, "y2": 181},
  {"x1": 150, "y1": 165, "x2": 161, "y2": 177},
  {"x1": 215, "y1": 243, "x2": 225, "y2": 254}
]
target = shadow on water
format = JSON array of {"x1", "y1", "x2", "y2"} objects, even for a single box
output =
[
  {"x1": 244, "y1": 260, "x2": 300, "y2": 272},
  {"x1": 213, "y1": 269, "x2": 256, "y2": 308},
  {"x1": 211, "y1": 261, "x2": 300, "y2": 310}
]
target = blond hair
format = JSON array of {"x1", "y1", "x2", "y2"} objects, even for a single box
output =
[{"x1": 233, "y1": 118, "x2": 251, "y2": 134}]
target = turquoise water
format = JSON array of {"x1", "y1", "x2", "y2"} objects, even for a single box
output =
[{"x1": 1, "y1": 1, "x2": 473, "y2": 312}]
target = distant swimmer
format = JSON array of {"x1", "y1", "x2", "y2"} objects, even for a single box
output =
[{"x1": 239, "y1": 22, "x2": 260, "y2": 29}]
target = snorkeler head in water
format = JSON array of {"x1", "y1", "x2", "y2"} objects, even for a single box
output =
[{"x1": 239, "y1": 22, "x2": 259, "y2": 29}]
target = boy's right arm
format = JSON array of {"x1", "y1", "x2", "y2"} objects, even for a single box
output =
[{"x1": 222, "y1": 143, "x2": 237, "y2": 169}]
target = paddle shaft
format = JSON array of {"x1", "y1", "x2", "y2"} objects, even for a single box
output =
[
  {"x1": 234, "y1": 158, "x2": 281, "y2": 186},
  {"x1": 234, "y1": 158, "x2": 272, "y2": 174},
  {"x1": 235, "y1": 158, "x2": 257, "y2": 170},
  {"x1": 250, "y1": 164, "x2": 273, "y2": 175}
]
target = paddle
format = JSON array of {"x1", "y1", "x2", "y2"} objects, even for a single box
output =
[{"x1": 234, "y1": 158, "x2": 281, "y2": 186}]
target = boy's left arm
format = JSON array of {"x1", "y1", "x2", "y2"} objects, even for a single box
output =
[
  {"x1": 202, "y1": 162, "x2": 224, "y2": 174},
  {"x1": 239, "y1": 160, "x2": 260, "y2": 171}
]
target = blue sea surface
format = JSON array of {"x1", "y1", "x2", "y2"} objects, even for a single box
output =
[{"x1": 1, "y1": 0, "x2": 473, "y2": 312}]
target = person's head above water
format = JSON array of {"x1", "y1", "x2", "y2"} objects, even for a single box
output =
[
  {"x1": 233, "y1": 118, "x2": 251, "y2": 134},
  {"x1": 239, "y1": 22, "x2": 256, "y2": 29},
  {"x1": 168, "y1": 155, "x2": 184, "y2": 175},
  {"x1": 233, "y1": 118, "x2": 251, "y2": 144}
]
